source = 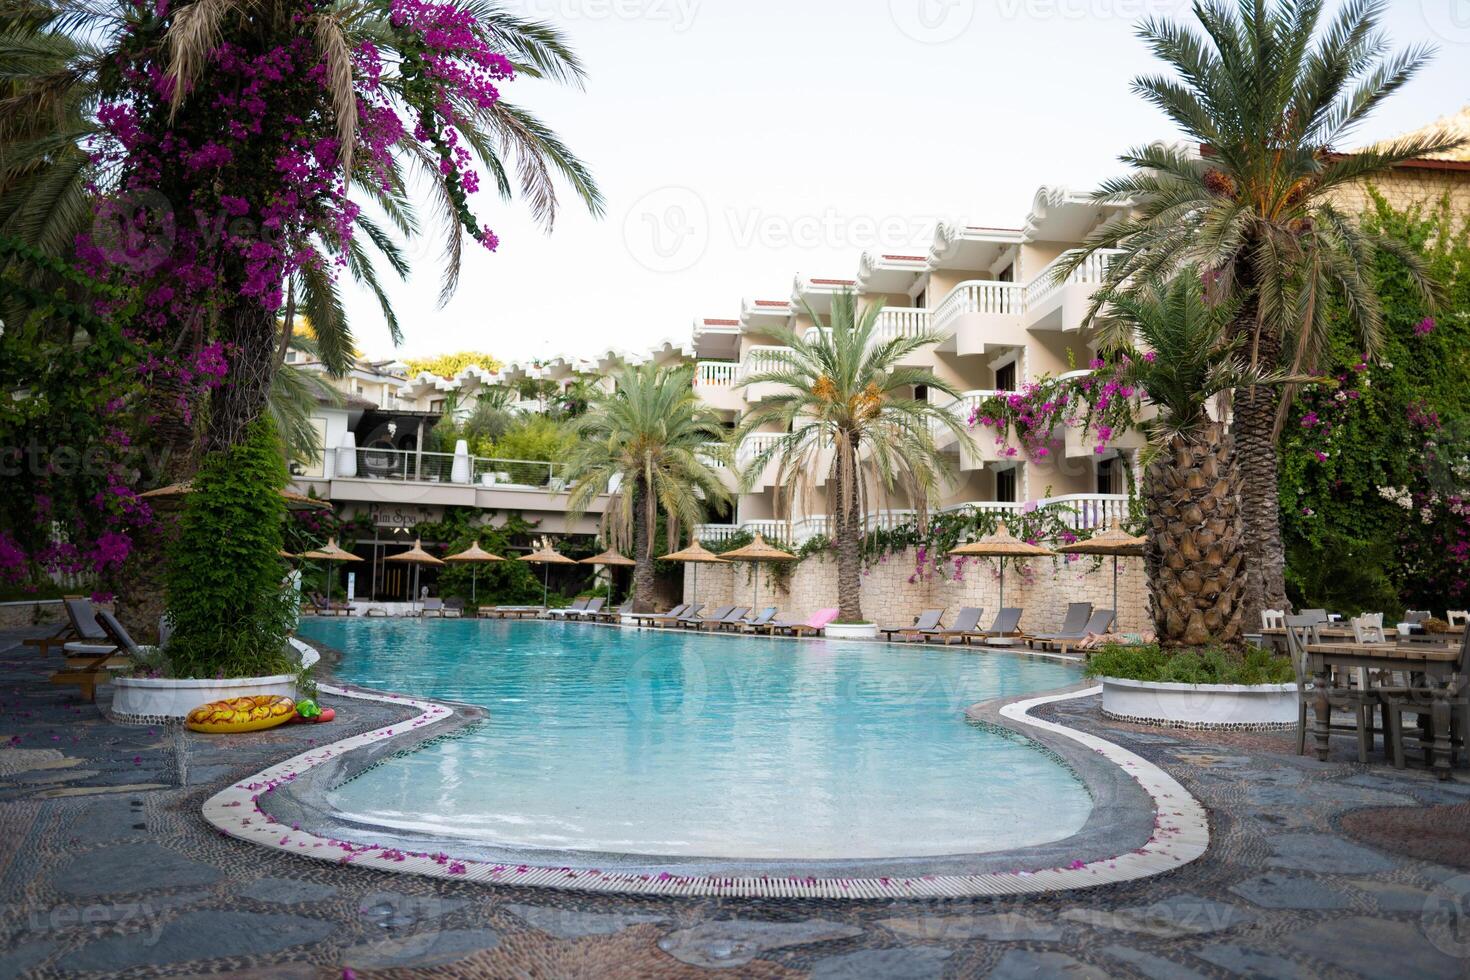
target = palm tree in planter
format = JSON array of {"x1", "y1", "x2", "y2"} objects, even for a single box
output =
[
  {"x1": 1099, "y1": 271, "x2": 1299, "y2": 649},
  {"x1": 563, "y1": 363, "x2": 731, "y2": 612},
  {"x1": 734, "y1": 289, "x2": 970, "y2": 626},
  {"x1": 1059, "y1": 0, "x2": 1462, "y2": 628}
]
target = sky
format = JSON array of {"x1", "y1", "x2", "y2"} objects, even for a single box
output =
[{"x1": 347, "y1": 0, "x2": 1470, "y2": 366}]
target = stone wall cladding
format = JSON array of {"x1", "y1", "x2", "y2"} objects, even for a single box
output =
[
  {"x1": 1330, "y1": 172, "x2": 1470, "y2": 223},
  {"x1": 685, "y1": 548, "x2": 1149, "y2": 634}
]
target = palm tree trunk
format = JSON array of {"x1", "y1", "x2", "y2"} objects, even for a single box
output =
[
  {"x1": 205, "y1": 300, "x2": 280, "y2": 453},
  {"x1": 833, "y1": 432, "x2": 864, "y2": 623},
  {"x1": 631, "y1": 475, "x2": 656, "y2": 612},
  {"x1": 1144, "y1": 424, "x2": 1246, "y2": 649},
  {"x1": 1231, "y1": 325, "x2": 1291, "y2": 627}
]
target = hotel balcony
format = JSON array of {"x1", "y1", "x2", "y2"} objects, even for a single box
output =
[
  {"x1": 694, "y1": 493, "x2": 1130, "y2": 547},
  {"x1": 932, "y1": 281, "x2": 1029, "y2": 357},
  {"x1": 737, "y1": 346, "x2": 796, "y2": 402},
  {"x1": 693, "y1": 360, "x2": 744, "y2": 412},
  {"x1": 736, "y1": 432, "x2": 785, "y2": 490},
  {"x1": 931, "y1": 390, "x2": 1023, "y2": 467},
  {"x1": 290, "y1": 447, "x2": 608, "y2": 534},
  {"x1": 1021, "y1": 250, "x2": 1121, "y2": 333}
]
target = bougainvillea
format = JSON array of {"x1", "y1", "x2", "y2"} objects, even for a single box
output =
[
  {"x1": 5, "y1": 0, "x2": 526, "y2": 591},
  {"x1": 1279, "y1": 192, "x2": 1470, "y2": 614},
  {"x1": 966, "y1": 362, "x2": 1142, "y2": 460}
]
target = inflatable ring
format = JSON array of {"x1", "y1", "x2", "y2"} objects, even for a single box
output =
[{"x1": 186, "y1": 695, "x2": 297, "y2": 734}]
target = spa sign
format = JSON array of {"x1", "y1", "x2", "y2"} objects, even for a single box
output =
[{"x1": 370, "y1": 505, "x2": 443, "y2": 529}]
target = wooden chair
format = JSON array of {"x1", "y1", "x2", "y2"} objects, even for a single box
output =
[
  {"x1": 1382, "y1": 628, "x2": 1469, "y2": 772},
  {"x1": 1285, "y1": 615, "x2": 1376, "y2": 762},
  {"x1": 1446, "y1": 611, "x2": 1469, "y2": 629}
]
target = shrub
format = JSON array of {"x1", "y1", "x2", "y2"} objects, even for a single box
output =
[
  {"x1": 1085, "y1": 643, "x2": 1294, "y2": 685},
  {"x1": 163, "y1": 419, "x2": 299, "y2": 679}
]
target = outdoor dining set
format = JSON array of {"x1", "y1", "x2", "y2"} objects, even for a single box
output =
[{"x1": 1260, "y1": 609, "x2": 1469, "y2": 780}]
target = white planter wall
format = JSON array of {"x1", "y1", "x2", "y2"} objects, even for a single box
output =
[
  {"x1": 1100, "y1": 677, "x2": 1298, "y2": 731},
  {"x1": 107, "y1": 641, "x2": 320, "y2": 724},
  {"x1": 823, "y1": 623, "x2": 878, "y2": 640}
]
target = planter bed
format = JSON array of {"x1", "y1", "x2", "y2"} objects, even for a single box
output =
[
  {"x1": 107, "y1": 640, "x2": 320, "y2": 725},
  {"x1": 1099, "y1": 676, "x2": 1298, "y2": 731}
]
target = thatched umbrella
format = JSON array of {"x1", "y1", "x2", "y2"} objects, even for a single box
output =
[
  {"x1": 141, "y1": 482, "x2": 331, "y2": 510},
  {"x1": 384, "y1": 538, "x2": 445, "y2": 615},
  {"x1": 299, "y1": 537, "x2": 362, "y2": 607},
  {"x1": 659, "y1": 539, "x2": 727, "y2": 611},
  {"x1": 518, "y1": 538, "x2": 576, "y2": 608},
  {"x1": 1053, "y1": 518, "x2": 1145, "y2": 622},
  {"x1": 579, "y1": 548, "x2": 636, "y2": 606},
  {"x1": 443, "y1": 541, "x2": 506, "y2": 603},
  {"x1": 718, "y1": 533, "x2": 796, "y2": 613},
  {"x1": 948, "y1": 521, "x2": 1053, "y2": 610}
]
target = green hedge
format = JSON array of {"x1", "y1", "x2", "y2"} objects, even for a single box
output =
[{"x1": 1084, "y1": 644, "x2": 1295, "y2": 685}]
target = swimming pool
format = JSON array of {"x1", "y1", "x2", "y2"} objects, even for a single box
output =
[{"x1": 298, "y1": 618, "x2": 1091, "y2": 862}]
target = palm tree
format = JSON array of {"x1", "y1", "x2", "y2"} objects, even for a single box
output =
[
  {"x1": 1098, "y1": 271, "x2": 1297, "y2": 649},
  {"x1": 734, "y1": 290, "x2": 970, "y2": 624},
  {"x1": 562, "y1": 364, "x2": 731, "y2": 612},
  {"x1": 1060, "y1": 0, "x2": 1463, "y2": 628},
  {"x1": 0, "y1": 0, "x2": 603, "y2": 438}
]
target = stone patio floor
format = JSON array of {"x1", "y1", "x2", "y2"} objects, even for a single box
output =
[{"x1": 2, "y1": 625, "x2": 1469, "y2": 979}]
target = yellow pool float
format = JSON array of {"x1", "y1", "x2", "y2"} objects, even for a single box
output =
[{"x1": 186, "y1": 695, "x2": 297, "y2": 734}]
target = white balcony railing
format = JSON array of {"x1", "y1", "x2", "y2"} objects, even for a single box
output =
[
  {"x1": 696, "y1": 361, "x2": 737, "y2": 387},
  {"x1": 737, "y1": 432, "x2": 785, "y2": 465},
  {"x1": 932, "y1": 280, "x2": 1024, "y2": 335},
  {"x1": 737, "y1": 346, "x2": 794, "y2": 383},
  {"x1": 694, "y1": 494, "x2": 1130, "y2": 549},
  {"x1": 873, "y1": 307, "x2": 932, "y2": 343},
  {"x1": 1024, "y1": 249, "x2": 1122, "y2": 311}
]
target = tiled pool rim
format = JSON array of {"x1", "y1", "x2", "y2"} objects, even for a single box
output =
[{"x1": 201, "y1": 637, "x2": 1208, "y2": 898}]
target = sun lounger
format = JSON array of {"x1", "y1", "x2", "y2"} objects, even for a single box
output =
[
  {"x1": 51, "y1": 610, "x2": 140, "y2": 702},
  {"x1": 443, "y1": 598, "x2": 464, "y2": 619},
  {"x1": 594, "y1": 601, "x2": 633, "y2": 623},
  {"x1": 26, "y1": 595, "x2": 109, "y2": 656},
  {"x1": 1033, "y1": 609, "x2": 1116, "y2": 653},
  {"x1": 697, "y1": 606, "x2": 749, "y2": 630},
  {"x1": 880, "y1": 609, "x2": 944, "y2": 643},
  {"x1": 681, "y1": 604, "x2": 733, "y2": 628},
  {"x1": 737, "y1": 607, "x2": 780, "y2": 632},
  {"x1": 1024, "y1": 603, "x2": 1092, "y2": 648},
  {"x1": 630, "y1": 603, "x2": 692, "y2": 627},
  {"x1": 970, "y1": 607, "x2": 1024, "y2": 643},
  {"x1": 923, "y1": 607, "x2": 985, "y2": 644},
  {"x1": 421, "y1": 598, "x2": 444, "y2": 618},
  {"x1": 546, "y1": 598, "x2": 590, "y2": 620},
  {"x1": 569, "y1": 598, "x2": 606, "y2": 621},
  {"x1": 769, "y1": 608, "x2": 840, "y2": 637}
]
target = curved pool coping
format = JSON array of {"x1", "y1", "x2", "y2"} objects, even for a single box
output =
[{"x1": 201, "y1": 634, "x2": 1208, "y2": 898}]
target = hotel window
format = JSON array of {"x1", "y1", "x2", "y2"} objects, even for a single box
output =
[
  {"x1": 914, "y1": 384, "x2": 929, "y2": 404},
  {"x1": 995, "y1": 360, "x2": 1017, "y2": 392},
  {"x1": 914, "y1": 288, "x2": 927, "y2": 309},
  {"x1": 998, "y1": 264, "x2": 1014, "y2": 283},
  {"x1": 995, "y1": 467, "x2": 1017, "y2": 503},
  {"x1": 1097, "y1": 455, "x2": 1124, "y2": 495}
]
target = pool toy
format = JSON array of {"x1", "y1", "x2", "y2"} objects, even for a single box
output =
[
  {"x1": 315, "y1": 707, "x2": 335, "y2": 723},
  {"x1": 295, "y1": 698, "x2": 322, "y2": 719},
  {"x1": 186, "y1": 695, "x2": 297, "y2": 734}
]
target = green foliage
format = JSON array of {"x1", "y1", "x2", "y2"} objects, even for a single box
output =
[
  {"x1": 403, "y1": 351, "x2": 502, "y2": 378},
  {"x1": 410, "y1": 507, "x2": 563, "y2": 605},
  {"x1": 163, "y1": 420, "x2": 298, "y2": 679},
  {"x1": 1085, "y1": 644, "x2": 1294, "y2": 685},
  {"x1": 484, "y1": 415, "x2": 576, "y2": 484},
  {"x1": 1279, "y1": 194, "x2": 1470, "y2": 614}
]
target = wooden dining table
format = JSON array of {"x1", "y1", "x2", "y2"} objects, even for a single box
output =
[{"x1": 1304, "y1": 640, "x2": 1463, "y2": 779}]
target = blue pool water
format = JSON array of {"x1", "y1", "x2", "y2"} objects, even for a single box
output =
[{"x1": 298, "y1": 619, "x2": 1091, "y2": 860}]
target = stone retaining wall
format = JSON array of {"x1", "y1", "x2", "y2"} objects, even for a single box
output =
[
  {"x1": 683, "y1": 547, "x2": 1148, "y2": 635},
  {"x1": 0, "y1": 600, "x2": 67, "y2": 628}
]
